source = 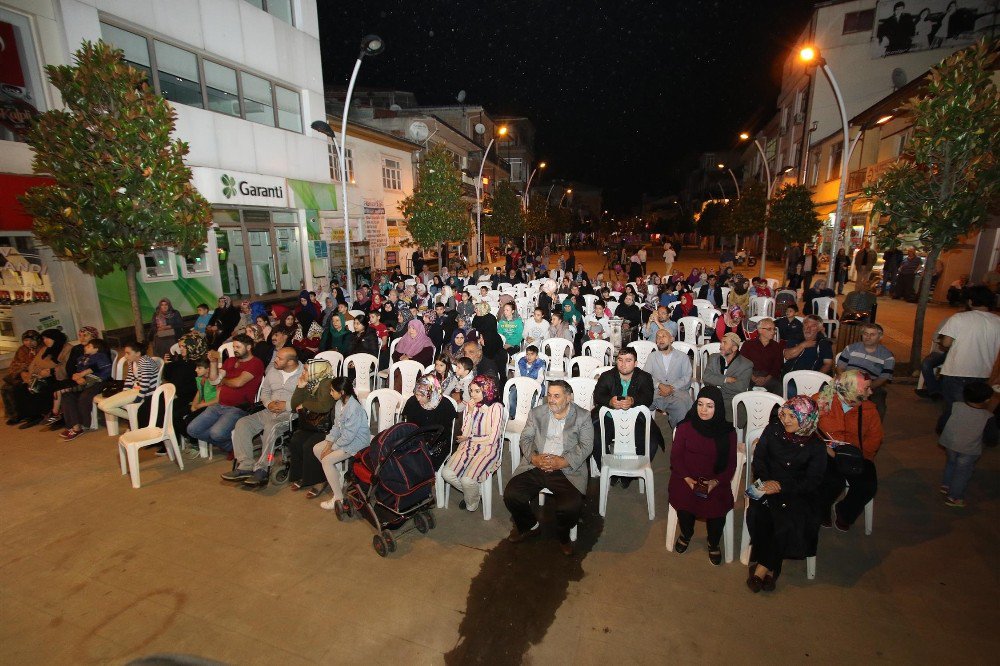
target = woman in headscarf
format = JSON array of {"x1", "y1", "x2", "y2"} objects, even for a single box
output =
[
  {"x1": 162, "y1": 332, "x2": 205, "y2": 448},
  {"x1": 815, "y1": 369, "x2": 883, "y2": 533},
  {"x1": 206, "y1": 296, "x2": 240, "y2": 348},
  {"x1": 346, "y1": 316, "x2": 380, "y2": 357},
  {"x1": 414, "y1": 283, "x2": 432, "y2": 310},
  {"x1": 277, "y1": 312, "x2": 303, "y2": 343},
  {"x1": 440, "y1": 374, "x2": 504, "y2": 513},
  {"x1": 803, "y1": 277, "x2": 836, "y2": 317},
  {"x1": 401, "y1": 372, "x2": 458, "y2": 436},
  {"x1": 45, "y1": 326, "x2": 106, "y2": 428},
  {"x1": 12, "y1": 328, "x2": 71, "y2": 428},
  {"x1": 270, "y1": 303, "x2": 290, "y2": 328},
  {"x1": 242, "y1": 323, "x2": 273, "y2": 365},
  {"x1": 149, "y1": 298, "x2": 184, "y2": 357},
  {"x1": 287, "y1": 358, "x2": 336, "y2": 494},
  {"x1": 430, "y1": 275, "x2": 445, "y2": 298},
  {"x1": 2, "y1": 330, "x2": 41, "y2": 425},
  {"x1": 538, "y1": 278, "x2": 557, "y2": 315},
  {"x1": 369, "y1": 291, "x2": 384, "y2": 316},
  {"x1": 668, "y1": 386, "x2": 738, "y2": 565},
  {"x1": 746, "y1": 395, "x2": 827, "y2": 593},
  {"x1": 253, "y1": 314, "x2": 272, "y2": 345},
  {"x1": 442, "y1": 329, "x2": 467, "y2": 365},
  {"x1": 560, "y1": 299, "x2": 585, "y2": 336},
  {"x1": 472, "y1": 302, "x2": 507, "y2": 368},
  {"x1": 727, "y1": 278, "x2": 751, "y2": 313},
  {"x1": 393, "y1": 319, "x2": 436, "y2": 366},
  {"x1": 715, "y1": 305, "x2": 747, "y2": 343},
  {"x1": 294, "y1": 290, "x2": 316, "y2": 332},
  {"x1": 670, "y1": 292, "x2": 697, "y2": 325},
  {"x1": 320, "y1": 314, "x2": 350, "y2": 354}
]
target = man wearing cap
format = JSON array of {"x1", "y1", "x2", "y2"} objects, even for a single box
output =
[{"x1": 701, "y1": 332, "x2": 753, "y2": 422}]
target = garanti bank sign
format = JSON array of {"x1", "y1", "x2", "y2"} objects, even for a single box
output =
[{"x1": 191, "y1": 167, "x2": 288, "y2": 207}]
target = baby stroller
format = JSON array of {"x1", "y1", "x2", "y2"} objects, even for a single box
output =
[{"x1": 335, "y1": 422, "x2": 446, "y2": 557}]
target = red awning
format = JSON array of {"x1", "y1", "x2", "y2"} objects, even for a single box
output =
[{"x1": 0, "y1": 173, "x2": 53, "y2": 232}]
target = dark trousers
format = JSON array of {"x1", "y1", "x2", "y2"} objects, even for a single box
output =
[
  {"x1": 288, "y1": 428, "x2": 327, "y2": 486},
  {"x1": 937, "y1": 375, "x2": 981, "y2": 433},
  {"x1": 748, "y1": 503, "x2": 785, "y2": 574},
  {"x1": 504, "y1": 468, "x2": 584, "y2": 544},
  {"x1": 61, "y1": 384, "x2": 105, "y2": 429},
  {"x1": 180, "y1": 406, "x2": 207, "y2": 443},
  {"x1": 676, "y1": 509, "x2": 725, "y2": 549},
  {"x1": 590, "y1": 411, "x2": 662, "y2": 468},
  {"x1": 819, "y1": 459, "x2": 877, "y2": 525},
  {"x1": 12, "y1": 381, "x2": 54, "y2": 420}
]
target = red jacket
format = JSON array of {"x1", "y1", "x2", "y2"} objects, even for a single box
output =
[{"x1": 814, "y1": 395, "x2": 883, "y2": 461}]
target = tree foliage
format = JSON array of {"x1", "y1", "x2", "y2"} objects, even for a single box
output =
[
  {"x1": 865, "y1": 39, "x2": 1000, "y2": 365},
  {"x1": 399, "y1": 144, "x2": 469, "y2": 249},
  {"x1": 724, "y1": 182, "x2": 767, "y2": 237},
  {"x1": 768, "y1": 184, "x2": 821, "y2": 245},
  {"x1": 483, "y1": 180, "x2": 523, "y2": 237},
  {"x1": 523, "y1": 197, "x2": 548, "y2": 237},
  {"x1": 20, "y1": 41, "x2": 211, "y2": 342},
  {"x1": 697, "y1": 201, "x2": 727, "y2": 238}
]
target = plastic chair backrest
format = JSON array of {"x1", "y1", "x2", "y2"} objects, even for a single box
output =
[
  {"x1": 692, "y1": 298, "x2": 713, "y2": 312},
  {"x1": 599, "y1": 405, "x2": 652, "y2": 459},
  {"x1": 151, "y1": 356, "x2": 165, "y2": 387},
  {"x1": 592, "y1": 365, "x2": 613, "y2": 380},
  {"x1": 145, "y1": 383, "x2": 176, "y2": 433},
  {"x1": 582, "y1": 294, "x2": 599, "y2": 316},
  {"x1": 112, "y1": 354, "x2": 128, "y2": 381},
  {"x1": 542, "y1": 338, "x2": 573, "y2": 373},
  {"x1": 698, "y1": 342, "x2": 721, "y2": 379},
  {"x1": 812, "y1": 297, "x2": 836, "y2": 320},
  {"x1": 315, "y1": 350, "x2": 344, "y2": 376},
  {"x1": 365, "y1": 388, "x2": 403, "y2": 434},
  {"x1": 751, "y1": 297, "x2": 775, "y2": 318},
  {"x1": 731, "y1": 391, "x2": 783, "y2": 447},
  {"x1": 582, "y1": 339, "x2": 613, "y2": 366},
  {"x1": 669, "y1": 341, "x2": 698, "y2": 379},
  {"x1": 721, "y1": 286, "x2": 732, "y2": 306},
  {"x1": 677, "y1": 316, "x2": 704, "y2": 344},
  {"x1": 782, "y1": 370, "x2": 832, "y2": 400},
  {"x1": 609, "y1": 291, "x2": 623, "y2": 301},
  {"x1": 568, "y1": 355, "x2": 601, "y2": 379},
  {"x1": 344, "y1": 353, "x2": 378, "y2": 391},
  {"x1": 605, "y1": 302, "x2": 618, "y2": 316},
  {"x1": 388, "y1": 337, "x2": 401, "y2": 360},
  {"x1": 504, "y1": 377, "x2": 542, "y2": 422},
  {"x1": 627, "y1": 340, "x2": 656, "y2": 368},
  {"x1": 567, "y1": 377, "x2": 597, "y2": 410},
  {"x1": 390, "y1": 360, "x2": 424, "y2": 397},
  {"x1": 218, "y1": 341, "x2": 235, "y2": 362}
]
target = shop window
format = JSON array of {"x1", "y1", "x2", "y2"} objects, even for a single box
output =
[
  {"x1": 154, "y1": 41, "x2": 202, "y2": 108},
  {"x1": 141, "y1": 248, "x2": 177, "y2": 282},
  {"x1": 275, "y1": 85, "x2": 301, "y2": 132},
  {"x1": 382, "y1": 157, "x2": 402, "y2": 191},
  {"x1": 204, "y1": 60, "x2": 239, "y2": 116}
]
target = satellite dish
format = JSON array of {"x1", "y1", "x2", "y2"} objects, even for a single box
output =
[
  {"x1": 408, "y1": 121, "x2": 430, "y2": 142},
  {"x1": 891, "y1": 68, "x2": 908, "y2": 90},
  {"x1": 474, "y1": 122, "x2": 486, "y2": 135},
  {"x1": 456, "y1": 90, "x2": 466, "y2": 103},
  {"x1": 389, "y1": 103, "x2": 402, "y2": 112}
]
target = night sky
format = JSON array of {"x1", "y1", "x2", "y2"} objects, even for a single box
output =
[{"x1": 317, "y1": 1, "x2": 815, "y2": 213}]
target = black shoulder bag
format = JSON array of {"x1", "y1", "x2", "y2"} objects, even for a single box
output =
[{"x1": 834, "y1": 407, "x2": 865, "y2": 477}]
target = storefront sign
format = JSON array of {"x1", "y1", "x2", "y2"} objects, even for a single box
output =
[
  {"x1": 190, "y1": 166, "x2": 288, "y2": 207},
  {"x1": 363, "y1": 198, "x2": 388, "y2": 249},
  {"x1": 0, "y1": 20, "x2": 39, "y2": 138}
]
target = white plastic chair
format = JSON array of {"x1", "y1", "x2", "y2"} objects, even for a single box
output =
[
  {"x1": 365, "y1": 388, "x2": 403, "y2": 439},
  {"x1": 567, "y1": 377, "x2": 597, "y2": 411},
  {"x1": 90, "y1": 355, "x2": 128, "y2": 432},
  {"x1": 538, "y1": 488, "x2": 579, "y2": 541},
  {"x1": 503, "y1": 377, "x2": 543, "y2": 474},
  {"x1": 765, "y1": 278, "x2": 780, "y2": 291},
  {"x1": 567, "y1": 355, "x2": 601, "y2": 379},
  {"x1": 609, "y1": 291, "x2": 623, "y2": 301},
  {"x1": 439, "y1": 411, "x2": 508, "y2": 520},
  {"x1": 669, "y1": 341, "x2": 698, "y2": 381},
  {"x1": 605, "y1": 302, "x2": 618, "y2": 317},
  {"x1": 582, "y1": 294, "x2": 599, "y2": 316},
  {"x1": 692, "y1": 298, "x2": 714, "y2": 312},
  {"x1": 591, "y1": 365, "x2": 613, "y2": 380},
  {"x1": 377, "y1": 338, "x2": 402, "y2": 387},
  {"x1": 664, "y1": 425, "x2": 745, "y2": 563},
  {"x1": 697, "y1": 342, "x2": 721, "y2": 382},
  {"x1": 812, "y1": 296, "x2": 837, "y2": 320},
  {"x1": 348, "y1": 309, "x2": 365, "y2": 320},
  {"x1": 168, "y1": 342, "x2": 182, "y2": 357},
  {"x1": 750, "y1": 297, "x2": 775, "y2": 318},
  {"x1": 697, "y1": 308, "x2": 721, "y2": 344},
  {"x1": 218, "y1": 341, "x2": 236, "y2": 362},
  {"x1": 628, "y1": 340, "x2": 656, "y2": 368},
  {"x1": 582, "y1": 339, "x2": 613, "y2": 366},
  {"x1": 123, "y1": 357, "x2": 165, "y2": 432},
  {"x1": 720, "y1": 286, "x2": 732, "y2": 307},
  {"x1": 315, "y1": 350, "x2": 344, "y2": 376},
  {"x1": 344, "y1": 352, "x2": 378, "y2": 399},
  {"x1": 541, "y1": 338, "x2": 573, "y2": 378},
  {"x1": 388, "y1": 360, "x2": 424, "y2": 398},
  {"x1": 782, "y1": 370, "x2": 832, "y2": 399},
  {"x1": 597, "y1": 406, "x2": 655, "y2": 520},
  {"x1": 677, "y1": 316, "x2": 704, "y2": 345},
  {"x1": 117, "y1": 384, "x2": 183, "y2": 489}
]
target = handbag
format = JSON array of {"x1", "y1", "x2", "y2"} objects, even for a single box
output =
[
  {"x1": 101, "y1": 379, "x2": 126, "y2": 398},
  {"x1": 28, "y1": 375, "x2": 49, "y2": 394},
  {"x1": 833, "y1": 408, "x2": 866, "y2": 477},
  {"x1": 296, "y1": 408, "x2": 330, "y2": 433}
]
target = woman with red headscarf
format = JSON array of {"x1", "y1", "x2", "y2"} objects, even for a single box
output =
[
  {"x1": 440, "y1": 374, "x2": 504, "y2": 513},
  {"x1": 670, "y1": 292, "x2": 697, "y2": 327},
  {"x1": 715, "y1": 305, "x2": 747, "y2": 343}
]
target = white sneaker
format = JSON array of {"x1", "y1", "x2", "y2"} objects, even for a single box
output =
[{"x1": 320, "y1": 498, "x2": 341, "y2": 510}]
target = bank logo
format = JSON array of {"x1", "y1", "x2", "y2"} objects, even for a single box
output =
[{"x1": 221, "y1": 174, "x2": 237, "y2": 199}]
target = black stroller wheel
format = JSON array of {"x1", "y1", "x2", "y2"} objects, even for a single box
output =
[
  {"x1": 334, "y1": 500, "x2": 345, "y2": 522},
  {"x1": 272, "y1": 466, "x2": 289, "y2": 485},
  {"x1": 414, "y1": 513, "x2": 429, "y2": 534},
  {"x1": 343, "y1": 500, "x2": 354, "y2": 518},
  {"x1": 382, "y1": 529, "x2": 397, "y2": 553},
  {"x1": 426, "y1": 512, "x2": 436, "y2": 530},
  {"x1": 372, "y1": 534, "x2": 388, "y2": 557}
]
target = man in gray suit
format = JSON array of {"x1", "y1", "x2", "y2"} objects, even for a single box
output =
[
  {"x1": 504, "y1": 380, "x2": 594, "y2": 556},
  {"x1": 644, "y1": 328, "x2": 693, "y2": 427},
  {"x1": 701, "y1": 332, "x2": 753, "y2": 423}
]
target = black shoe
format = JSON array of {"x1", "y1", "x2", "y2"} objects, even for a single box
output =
[
  {"x1": 18, "y1": 417, "x2": 42, "y2": 429},
  {"x1": 242, "y1": 470, "x2": 269, "y2": 489},
  {"x1": 5, "y1": 416, "x2": 23, "y2": 426},
  {"x1": 674, "y1": 537, "x2": 690, "y2": 554},
  {"x1": 708, "y1": 549, "x2": 722, "y2": 566},
  {"x1": 506, "y1": 525, "x2": 541, "y2": 543},
  {"x1": 619, "y1": 478, "x2": 633, "y2": 490},
  {"x1": 747, "y1": 575, "x2": 764, "y2": 593},
  {"x1": 914, "y1": 388, "x2": 931, "y2": 399},
  {"x1": 762, "y1": 574, "x2": 776, "y2": 592}
]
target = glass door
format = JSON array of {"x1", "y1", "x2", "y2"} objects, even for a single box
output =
[{"x1": 243, "y1": 210, "x2": 277, "y2": 297}]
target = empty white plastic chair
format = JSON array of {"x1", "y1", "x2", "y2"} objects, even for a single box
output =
[
  {"x1": 365, "y1": 388, "x2": 403, "y2": 438},
  {"x1": 782, "y1": 370, "x2": 832, "y2": 399},
  {"x1": 541, "y1": 338, "x2": 574, "y2": 378},
  {"x1": 315, "y1": 350, "x2": 344, "y2": 376},
  {"x1": 568, "y1": 355, "x2": 601, "y2": 379},
  {"x1": 503, "y1": 377, "x2": 543, "y2": 474},
  {"x1": 567, "y1": 377, "x2": 597, "y2": 411},
  {"x1": 597, "y1": 406, "x2": 655, "y2": 520},
  {"x1": 677, "y1": 316, "x2": 704, "y2": 345},
  {"x1": 627, "y1": 340, "x2": 656, "y2": 368},
  {"x1": 344, "y1": 353, "x2": 378, "y2": 399},
  {"x1": 582, "y1": 339, "x2": 613, "y2": 366},
  {"x1": 388, "y1": 360, "x2": 424, "y2": 398},
  {"x1": 812, "y1": 296, "x2": 836, "y2": 320},
  {"x1": 117, "y1": 384, "x2": 183, "y2": 489},
  {"x1": 750, "y1": 297, "x2": 775, "y2": 318}
]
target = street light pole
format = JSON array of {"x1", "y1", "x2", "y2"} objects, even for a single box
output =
[
  {"x1": 739, "y1": 134, "x2": 772, "y2": 278},
  {"x1": 310, "y1": 35, "x2": 383, "y2": 299},
  {"x1": 522, "y1": 161, "x2": 546, "y2": 211},
  {"x1": 474, "y1": 126, "x2": 506, "y2": 265},
  {"x1": 717, "y1": 163, "x2": 741, "y2": 198}
]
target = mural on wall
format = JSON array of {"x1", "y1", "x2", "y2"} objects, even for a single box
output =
[{"x1": 872, "y1": 0, "x2": 999, "y2": 57}]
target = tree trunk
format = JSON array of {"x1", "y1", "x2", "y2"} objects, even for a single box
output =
[
  {"x1": 910, "y1": 246, "x2": 940, "y2": 371},
  {"x1": 440, "y1": 242, "x2": 447, "y2": 273},
  {"x1": 125, "y1": 263, "x2": 145, "y2": 346}
]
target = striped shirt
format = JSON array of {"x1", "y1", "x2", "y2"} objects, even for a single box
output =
[
  {"x1": 125, "y1": 355, "x2": 160, "y2": 398},
  {"x1": 838, "y1": 342, "x2": 895, "y2": 381}
]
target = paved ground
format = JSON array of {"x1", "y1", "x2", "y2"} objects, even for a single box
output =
[{"x1": 3, "y1": 247, "x2": 995, "y2": 665}]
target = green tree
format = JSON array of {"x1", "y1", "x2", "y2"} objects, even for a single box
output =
[
  {"x1": 697, "y1": 201, "x2": 727, "y2": 240},
  {"x1": 483, "y1": 180, "x2": 523, "y2": 238},
  {"x1": 724, "y1": 182, "x2": 767, "y2": 239},
  {"x1": 523, "y1": 197, "x2": 548, "y2": 239},
  {"x1": 20, "y1": 41, "x2": 211, "y2": 344},
  {"x1": 399, "y1": 144, "x2": 470, "y2": 270},
  {"x1": 768, "y1": 184, "x2": 821, "y2": 245},
  {"x1": 866, "y1": 40, "x2": 1000, "y2": 367}
]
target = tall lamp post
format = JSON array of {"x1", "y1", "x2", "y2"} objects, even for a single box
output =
[
  {"x1": 739, "y1": 132, "x2": 772, "y2": 277},
  {"x1": 717, "y1": 163, "x2": 741, "y2": 198},
  {"x1": 475, "y1": 125, "x2": 507, "y2": 265},
  {"x1": 799, "y1": 45, "x2": 848, "y2": 278},
  {"x1": 522, "y1": 161, "x2": 546, "y2": 211},
  {"x1": 310, "y1": 34, "x2": 384, "y2": 298}
]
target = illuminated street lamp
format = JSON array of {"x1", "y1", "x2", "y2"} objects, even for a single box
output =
[
  {"x1": 717, "y1": 163, "x2": 741, "y2": 198},
  {"x1": 800, "y1": 44, "x2": 849, "y2": 272},
  {"x1": 474, "y1": 125, "x2": 507, "y2": 264},
  {"x1": 310, "y1": 34, "x2": 384, "y2": 297},
  {"x1": 522, "y1": 161, "x2": 547, "y2": 211},
  {"x1": 739, "y1": 132, "x2": 773, "y2": 277}
]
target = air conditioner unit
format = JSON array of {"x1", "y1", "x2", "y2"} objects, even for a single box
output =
[{"x1": 793, "y1": 112, "x2": 805, "y2": 125}]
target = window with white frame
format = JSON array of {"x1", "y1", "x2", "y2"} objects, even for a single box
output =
[
  {"x1": 508, "y1": 158, "x2": 524, "y2": 182},
  {"x1": 382, "y1": 157, "x2": 402, "y2": 191},
  {"x1": 329, "y1": 145, "x2": 355, "y2": 182},
  {"x1": 827, "y1": 141, "x2": 844, "y2": 181},
  {"x1": 809, "y1": 150, "x2": 821, "y2": 186}
]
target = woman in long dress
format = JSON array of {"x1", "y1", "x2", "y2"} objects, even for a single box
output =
[{"x1": 441, "y1": 374, "x2": 504, "y2": 513}]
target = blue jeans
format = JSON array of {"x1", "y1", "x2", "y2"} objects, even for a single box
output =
[
  {"x1": 937, "y1": 376, "x2": 981, "y2": 432},
  {"x1": 186, "y1": 404, "x2": 247, "y2": 452},
  {"x1": 942, "y1": 449, "x2": 980, "y2": 500}
]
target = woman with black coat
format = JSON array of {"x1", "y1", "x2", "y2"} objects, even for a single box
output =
[{"x1": 346, "y1": 317, "x2": 380, "y2": 357}]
